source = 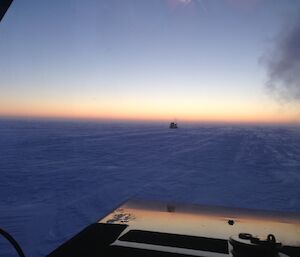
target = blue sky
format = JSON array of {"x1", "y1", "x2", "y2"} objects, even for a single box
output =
[{"x1": 0, "y1": 0, "x2": 299, "y2": 122}]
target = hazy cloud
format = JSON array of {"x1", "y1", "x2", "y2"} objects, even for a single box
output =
[
  {"x1": 167, "y1": 0, "x2": 206, "y2": 10},
  {"x1": 262, "y1": 12, "x2": 300, "y2": 102},
  {"x1": 177, "y1": 0, "x2": 192, "y2": 4}
]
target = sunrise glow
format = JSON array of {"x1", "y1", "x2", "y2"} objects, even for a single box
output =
[{"x1": 1, "y1": 0, "x2": 299, "y2": 124}]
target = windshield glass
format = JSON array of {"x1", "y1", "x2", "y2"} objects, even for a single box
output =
[{"x1": 0, "y1": 1, "x2": 299, "y2": 257}]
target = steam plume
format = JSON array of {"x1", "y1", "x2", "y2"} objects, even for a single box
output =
[{"x1": 263, "y1": 13, "x2": 300, "y2": 102}]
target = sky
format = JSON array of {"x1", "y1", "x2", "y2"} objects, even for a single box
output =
[{"x1": 0, "y1": 0, "x2": 300, "y2": 123}]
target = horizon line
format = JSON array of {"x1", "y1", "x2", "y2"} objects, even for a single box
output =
[{"x1": 1, "y1": 114, "x2": 299, "y2": 126}]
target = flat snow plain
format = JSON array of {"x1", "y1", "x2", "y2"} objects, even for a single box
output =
[{"x1": 0, "y1": 119, "x2": 300, "y2": 256}]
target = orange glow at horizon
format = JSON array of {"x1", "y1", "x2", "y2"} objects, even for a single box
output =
[
  {"x1": 1, "y1": 90, "x2": 300, "y2": 124},
  {"x1": 1, "y1": 101, "x2": 299, "y2": 124}
]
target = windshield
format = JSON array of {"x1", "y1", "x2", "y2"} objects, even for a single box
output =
[{"x1": 0, "y1": 1, "x2": 299, "y2": 257}]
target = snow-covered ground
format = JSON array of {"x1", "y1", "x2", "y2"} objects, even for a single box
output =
[{"x1": 0, "y1": 119, "x2": 300, "y2": 257}]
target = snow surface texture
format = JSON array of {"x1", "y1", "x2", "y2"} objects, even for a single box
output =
[{"x1": 0, "y1": 120, "x2": 300, "y2": 257}]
